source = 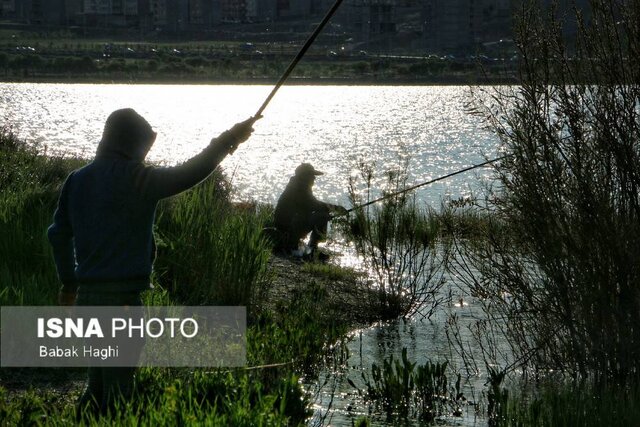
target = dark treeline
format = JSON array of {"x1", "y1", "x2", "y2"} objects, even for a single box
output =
[{"x1": 0, "y1": 38, "x2": 514, "y2": 83}]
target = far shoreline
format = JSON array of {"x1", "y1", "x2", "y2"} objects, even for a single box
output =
[{"x1": 0, "y1": 75, "x2": 518, "y2": 86}]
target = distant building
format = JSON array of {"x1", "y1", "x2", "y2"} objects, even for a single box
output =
[
  {"x1": 479, "y1": 0, "x2": 512, "y2": 44},
  {"x1": 1, "y1": 0, "x2": 16, "y2": 18},
  {"x1": 246, "y1": 0, "x2": 277, "y2": 22},
  {"x1": 140, "y1": 0, "x2": 227, "y2": 31},
  {"x1": 149, "y1": 0, "x2": 167, "y2": 28},
  {"x1": 0, "y1": 0, "x2": 596, "y2": 37},
  {"x1": 164, "y1": 0, "x2": 189, "y2": 31},
  {"x1": 340, "y1": 0, "x2": 397, "y2": 43},
  {"x1": 421, "y1": 0, "x2": 483, "y2": 55},
  {"x1": 220, "y1": 0, "x2": 246, "y2": 22},
  {"x1": 421, "y1": 0, "x2": 593, "y2": 56},
  {"x1": 9, "y1": 0, "x2": 82, "y2": 26},
  {"x1": 80, "y1": 0, "x2": 140, "y2": 27},
  {"x1": 82, "y1": 0, "x2": 139, "y2": 16},
  {"x1": 3, "y1": 0, "x2": 337, "y2": 29},
  {"x1": 187, "y1": 0, "x2": 216, "y2": 27},
  {"x1": 277, "y1": 0, "x2": 310, "y2": 18}
]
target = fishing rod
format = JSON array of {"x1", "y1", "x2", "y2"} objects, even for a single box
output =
[
  {"x1": 253, "y1": 0, "x2": 346, "y2": 119},
  {"x1": 228, "y1": 0, "x2": 346, "y2": 154},
  {"x1": 342, "y1": 155, "x2": 508, "y2": 214}
]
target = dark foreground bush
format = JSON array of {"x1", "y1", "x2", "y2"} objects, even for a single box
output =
[
  {"x1": 451, "y1": 0, "x2": 640, "y2": 382},
  {"x1": 0, "y1": 127, "x2": 82, "y2": 306},
  {"x1": 0, "y1": 369, "x2": 310, "y2": 426},
  {"x1": 498, "y1": 381, "x2": 640, "y2": 427}
]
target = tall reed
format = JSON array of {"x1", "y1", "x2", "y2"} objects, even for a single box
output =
[
  {"x1": 357, "y1": 347, "x2": 465, "y2": 423},
  {"x1": 154, "y1": 172, "x2": 272, "y2": 311},
  {"x1": 0, "y1": 127, "x2": 78, "y2": 306},
  {"x1": 345, "y1": 161, "x2": 447, "y2": 318}
]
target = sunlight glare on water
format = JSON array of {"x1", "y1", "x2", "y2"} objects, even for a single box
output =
[{"x1": 1, "y1": 83, "x2": 499, "y2": 208}]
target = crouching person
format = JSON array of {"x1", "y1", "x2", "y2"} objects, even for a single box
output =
[{"x1": 273, "y1": 163, "x2": 346, "y2": 259}]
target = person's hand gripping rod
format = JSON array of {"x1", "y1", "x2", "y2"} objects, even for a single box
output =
[{"x1": 227, "y1": 114, "x2": 263, "y2": 154}]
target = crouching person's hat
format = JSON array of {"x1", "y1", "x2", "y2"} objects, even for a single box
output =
[{"x1": 295, "y1": 163, "x2": 324, "y2": 177}]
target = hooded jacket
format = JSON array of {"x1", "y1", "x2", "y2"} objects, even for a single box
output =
[{"x1": 48, "y1": 109, "x2": 237, "y2": 293}]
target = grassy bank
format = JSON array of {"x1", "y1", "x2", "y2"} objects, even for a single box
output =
[{"x1": 0, "y1": 127, "x2": 367, "y2": 425}]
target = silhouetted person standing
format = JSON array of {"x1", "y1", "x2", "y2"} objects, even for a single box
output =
[
  {"x1": 273, "y1": 163, "x2": 346, "y2": 256},
  {"x1": 47, "y1": 108, "x2": 258, "y2": 418}
]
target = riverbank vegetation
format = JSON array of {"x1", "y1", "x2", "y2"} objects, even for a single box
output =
[
  {"x1": 343, "y1": 161, "x2": 447, "y2": 319},
  {"x1": 357, "y1": 348, "x2": 465, "y2": 423},
  {"x1": 341, "y1": 0, "x2": 638, "y2": 424},
  {"x1": 451, "y1": 0, "x2": 640, "y2": 381},
  {"x1": 444, "y1": 0, "x2": 640, "y2": 424},
  {"x1": 2, "y1": 0, "x2": 639, "y2": 425}
]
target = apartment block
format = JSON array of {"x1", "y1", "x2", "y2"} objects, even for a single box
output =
[
  {"x1": 80, "y1": 0, "x2": 140, "y2": 27},
  {"x1": 246, "y1": 0, "x2": 276, "y2": 22},
  {"x1": 422, "y1": 0, "x2": 484, "y2": 54},
  {"x1": 339, "y1": 0, "x2": 397, "y2": 42},
  {"x1": 220, "y1": 0, "x2": 246, "y2": 22},
  {"x1": 82, "y1": 0, "x2": 139, "y2": 15},
  {"x1": 277, "y1": 0, "x2": 310, "y2": 18},
  {"x1": 9, "y1": 0, "x2": 82, "y2": 25},
  {"x1": 4, "y1": 0, "x2": 340, "y2": 28},
  {"x1": 1, "y1": 0, "x2": 15, "y2": 18}
]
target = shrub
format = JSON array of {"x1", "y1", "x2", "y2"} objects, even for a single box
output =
[
  {"x1": 185, "y1": 56, "x2": 209, "y2": 68},
  {"x1": 105, "y1": 58, "x2": 126, "y2": 72},
  {"x1": 146, "y1": 59, "x2": 159, "y2": 72},
  {"x1": 0, "y1": 127, "x2": 81, "y2": 306},
  {"x1": 154, "y1": 174, "x2": 271, "y2": 311},
  {"x1": 356, "y1": 347, "x2": 464, "y2": 422},
  {"x1": 0, "y1": 52, "x2": 8, "y2": 70},
  {"x1": 78, "y1": 56, "x2": 96, "y2": 72},
  {"x1": 345, "y1": 162, "x2": 447, "y2": 318},
  {"x1": 451, "y1": 0, "x2": 640, "y2": 381},
  {"x1": 351, "y1": 61, "x2": 369, "y2": 74},
  {"x1": 9, "y1": 54, "x2": 43, "y2": 72}
]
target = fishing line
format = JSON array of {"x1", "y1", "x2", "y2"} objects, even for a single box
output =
[{"x1": 208, "y1": 360, "x2": 297, "y2": 375}]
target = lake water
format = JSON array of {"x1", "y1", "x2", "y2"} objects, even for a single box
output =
[
  {"x1": 0, "y1": 83, "x2": 499, "y2": 207},
  {"x1": 1, "y1": 83, "x2": 501, "y2": 426}
]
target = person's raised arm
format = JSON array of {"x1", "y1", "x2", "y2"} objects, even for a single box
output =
[{"x1": 135, "y1": 116, "x2": 259, "y2": 200}]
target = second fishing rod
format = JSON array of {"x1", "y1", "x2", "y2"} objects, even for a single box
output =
[{"x1": 331, "y1": 155, "x2": 508, "y2": 217}]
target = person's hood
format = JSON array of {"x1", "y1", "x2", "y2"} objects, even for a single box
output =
[{"x1": 96, "y1": 108, "x2": 156, "y2": 162}]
